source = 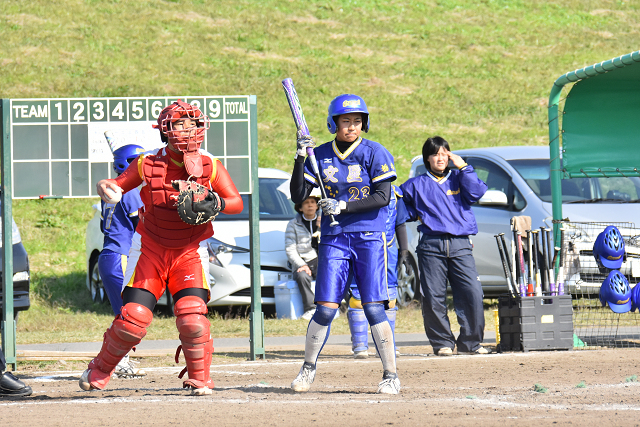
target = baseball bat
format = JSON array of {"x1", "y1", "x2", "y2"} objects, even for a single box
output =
[
  {"x1": 511, "y1": 229, "x2": 521, "y2": 291},
  {"x1": 526, "y1": 230, "x2": 534, "y2": 296},
  {"x1": 499, "y1": 233, "x2": 516, "y2": 292},
  {"x1": 550, "y1": 246, "x2": 560, "y2": 296},
  {"x1": 510, "y1": 227, "x2": 517, "y2": 287},
  {"x1": 545, "y1": 228, "x2": 555, "y2": 296},
  {"x1": 516, "y1": 232, "x2": 527, "y2": 297},
  {"x1": 281, "y1": 78, "x2": 338, "y2": 227},
  {"x1": 539, "y1": 227, "x2": 549, "y2": 294},
  {"x1": 557, "y1": 226, "x2": 566, "y2": 295},
  {"x1": 532, "y1": 230, "x2": 542, "y2": 296},
  {"x1": 495, "y1": 235, "x2": 517, "y2": 297}
]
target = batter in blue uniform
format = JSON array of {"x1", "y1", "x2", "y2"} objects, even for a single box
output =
[
  {"x1": 289, "y1": 94, "x2": 401, "y2": 394},
  {"x1": 400, "y1": 136, "x2": 489, "y2": 356},
  {"x1": 348, "y1": 185, "x2": 412, "y2": 358},
  {"x1": 98, "y1": 143, "x2": 146, "y2": 377}
]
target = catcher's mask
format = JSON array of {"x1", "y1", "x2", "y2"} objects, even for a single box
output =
[{"x1": 153, "y1": 100, "x2": 210, "y2": 177}]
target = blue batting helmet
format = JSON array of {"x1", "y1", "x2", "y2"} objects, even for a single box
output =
[
  {"x1": 599, "y1": 270, "x2": 632, "y2": 313},
  {"x1": 593, "y1": 226, "x2": 625, "y2": 270},
  {"x1": 113, "y1": 144, "x2": 144, "y2": 174},
  {"x1": 630, "y1": 283, "x2": 640, "y2": 312},
  {"x1": 326, "y1": 94, "x2": 370, "y2": 134}
]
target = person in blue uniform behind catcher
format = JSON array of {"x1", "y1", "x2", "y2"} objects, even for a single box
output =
[
  {"x1": 289, "y1": 94, "x2": 401, "y2": 394},
  {"x1": 400, "y1": 136, "x2": 489, "y2": 356}
]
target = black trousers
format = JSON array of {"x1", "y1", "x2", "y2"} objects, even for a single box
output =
[
  {"x1": 416, "y1": 234, "x2": 485, "y2": 353},
  {"x1": 0, "y1": 346, "x2": 6, "y2": 372}
]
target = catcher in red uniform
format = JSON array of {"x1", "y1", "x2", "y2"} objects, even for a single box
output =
[{"x1": 79, "y1": 100, "x2": 243, "y2": 395}]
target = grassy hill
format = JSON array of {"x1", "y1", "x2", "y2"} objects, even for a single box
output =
[
  {"x1": 2, "y1": 0, "x2": 639, "y2": 341},
  {"x1": 2, "y1": 0, "x2": 639, "y2": 176}
]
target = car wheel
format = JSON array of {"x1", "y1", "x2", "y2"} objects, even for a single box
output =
[
  {"x1": 89, "y1": 254, "x2": 107, "y2": 305},
  {"x1": 396, "y1": 255, "x2": 419, "y2": 308}
]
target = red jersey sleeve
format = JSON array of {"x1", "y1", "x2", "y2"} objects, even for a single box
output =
[
  {"x1": 211, "y1": 160, "x2": 243, "y2": 214},
  {"x1": 114, "y1": 155, "x2": 144, "y2": 193}
]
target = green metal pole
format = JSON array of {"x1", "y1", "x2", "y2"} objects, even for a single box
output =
[
  {"x1": 1, "y1": 99, "x2": 17, "y2": 369},
  {"x1": 548, "y1": 85, "x2": 563, "y2": 246},
  {"x1": 248, "y1": 95, "x2": 265, "y2": 360}
]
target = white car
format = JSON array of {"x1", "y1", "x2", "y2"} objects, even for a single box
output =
[{"x1": 85, "y1": 168, "x2": 297, "y2": 308}]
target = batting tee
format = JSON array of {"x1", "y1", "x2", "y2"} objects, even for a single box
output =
[{"x1": 548, "y1": 50, "x2": 640, "y2": 348}]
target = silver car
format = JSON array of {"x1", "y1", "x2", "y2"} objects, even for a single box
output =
[{"x1": 407, "y1": 146, "x2": 640, "y2": 297}]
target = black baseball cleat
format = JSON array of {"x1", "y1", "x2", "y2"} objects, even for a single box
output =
[{"x1": 0, "y1": 371, "x2": 33, "y2": 397}]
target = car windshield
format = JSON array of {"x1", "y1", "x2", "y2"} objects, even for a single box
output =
[
  {"x1": 215, "y1": 178, "x2": 296, "y2": 221},
  {"x1": 508, "y1": 159, "x2": 640, "y2": 203}
]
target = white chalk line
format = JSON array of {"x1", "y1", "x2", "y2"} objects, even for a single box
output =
[
  {"x1": 27, "y1": 354, "x2": 518, "y2": 380},
  {"x1": 5, "y1": 390, "x2": 640, "y2": 412}
]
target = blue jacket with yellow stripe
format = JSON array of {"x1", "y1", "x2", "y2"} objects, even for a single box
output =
[{"x1": 399, "y1": 165, "x2": 487, "y2": 236}]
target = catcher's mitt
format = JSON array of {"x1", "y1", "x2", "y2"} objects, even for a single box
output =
[{"x1": 172, "y1": 180, "x2": 224, "y2": 225}]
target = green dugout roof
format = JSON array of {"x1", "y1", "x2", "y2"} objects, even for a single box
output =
[{"x1": 547, "y1": 50, "x2": 640, "y2": 237}]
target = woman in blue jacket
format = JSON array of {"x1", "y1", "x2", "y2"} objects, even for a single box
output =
[{"x1": 400, "y1": 136, "x2": 489, "y2": 356}]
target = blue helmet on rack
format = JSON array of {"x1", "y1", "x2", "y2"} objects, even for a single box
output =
[
  {"x1": 113, "y1": 144, "x2": 145, "y2": 174},
  {"x1": 599, "y1": 270, "x2": 632, "y2": 313},
  {"x1": 630, "y1": 283, "x2": 640, "y2": 312},
  {"x1": 593, "y1": 226, "x2": 625, "y2": 270},
  {"x1": 326, "y1": 94, "x2": 370, "y2": 134}
]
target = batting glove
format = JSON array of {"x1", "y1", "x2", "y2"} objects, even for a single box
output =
[
  {"x1": 318, "y1": 198, "x2": 346, "y2": 216},
  {"x1": 296, "y1": 130, "x2": 316, "y2": 158},
  {"x1": 398, "y1": 250, "x2": 414, "y2": 277}
]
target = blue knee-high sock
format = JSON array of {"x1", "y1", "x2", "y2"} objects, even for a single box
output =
[
  {"x1": 304, "y1": 305, "x2": 338, "y2": 366},
  {"x1": 363, "y1": 303, "x2": 396, "y2": 373}
]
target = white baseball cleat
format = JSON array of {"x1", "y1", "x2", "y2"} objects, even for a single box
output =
[
  {"x1": 79, "y1": 369, "x2": 94, "y2": 391},
  {"x1": 377, "y1": 370, "x2": 401, "y2": 395},
  {"x1": 114, "y1": 355, "x2": 146, "y2": 378},
  {"x1": 354, "y1": 350, "x2": 369, "y2": 359},
  {"x1": 291, "y1": 362, "x2": 316, "y2": 392},
  {"x1": 190, "y1": 386, "x2": 213, "y2": 396}
]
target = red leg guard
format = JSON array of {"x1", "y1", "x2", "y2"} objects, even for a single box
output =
[
  {"x1": 174, "y1": 296, "x2": 214, "y2": 390},
  {"x1": 86, "y1": 303, "x2": 153, "y2": 390}
]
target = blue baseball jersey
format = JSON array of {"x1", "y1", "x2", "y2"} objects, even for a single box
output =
[
  {"x1": 400, "y1": 165, "x2": 487, "y2": 236},
  {"x1": 101, "y1": 188, "x2": 143, "y2": 255},
  {"x1": 303, "y1": 137, "x2": 397, "y2": 236}
]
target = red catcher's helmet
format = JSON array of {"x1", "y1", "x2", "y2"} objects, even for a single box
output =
[{"x1": 153, "y1": 100, "x2": 210, "y2": 153}]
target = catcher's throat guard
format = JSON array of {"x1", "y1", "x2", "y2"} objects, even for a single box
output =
[{"x1": 172, "y1": 180, "x2": 223, "y2": 225}]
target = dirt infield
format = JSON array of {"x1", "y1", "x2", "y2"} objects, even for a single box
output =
[{"x1": 3, "y1": 346, "x2": 640, "y2": 426}]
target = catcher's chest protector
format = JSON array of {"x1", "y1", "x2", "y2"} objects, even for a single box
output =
[{"x1": 140, "y1": 154, "x2": 214, "y2": 248}]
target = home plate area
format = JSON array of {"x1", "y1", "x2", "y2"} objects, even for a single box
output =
[{"x1": 3, "y1": 349, "x2": 640, "y2": 426}]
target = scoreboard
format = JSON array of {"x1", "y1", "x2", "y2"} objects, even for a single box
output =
[{"x1": 5, "y1": 96, "x2": 256, "y2": 198}]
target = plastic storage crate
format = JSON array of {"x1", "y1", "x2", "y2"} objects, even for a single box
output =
[{"x1": 498, "y1": 295, "x2": 574, "y2": 352}]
